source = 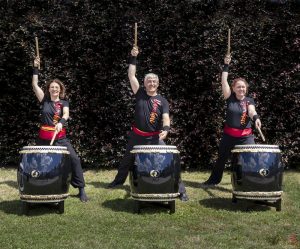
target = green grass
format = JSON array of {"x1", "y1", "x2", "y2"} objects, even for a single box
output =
[{"x1": 0, "y1": 168, "x2": 299, "y2": 249}]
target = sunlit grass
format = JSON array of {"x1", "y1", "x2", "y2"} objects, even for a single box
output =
[{"x1": 0, "y1": 168, "x2": 299, "y2": 249}]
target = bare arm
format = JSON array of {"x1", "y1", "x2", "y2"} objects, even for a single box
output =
[
  {"x1": 32, "y1": 57, "x2": 44, "y2": 102},
  {"x1": 55, "y1": 106, "x2": 69, "y2": 132},
  {"x1": 248, "y1": 104, "x2": 261, "y2": 129},
  {"x1": 221, "y1": 55, "x2": 231, "y2": 100},
  {"x1": 159, "y1": 113, "x2": 170, "y2": 140},
  {"x1": 128, "y1": 46, "x2": 140, "y2": 94},
  {"x1": 61, "y1": 106, "x2": 69, "y2": 121}
]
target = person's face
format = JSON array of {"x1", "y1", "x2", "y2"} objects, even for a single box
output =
[
  {"x1": 144, "y1": 76, "x2": 159, "y2": 93},
  {"x1": 49, "y1": 82, "x2": 61, "y2": 98},
  {"x1": 232, "y1": 80, "x2": 247, "y2": 98}
]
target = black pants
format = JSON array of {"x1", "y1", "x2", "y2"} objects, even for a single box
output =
[
  {"x1": 114, "y1": 131, "x2": 187, "y2": 194},
  {"x1": 208, "y1": 133, "x2": 255, "y2": 183},
  {"x1": 37, "y1": 138, "x2": 85, "y2": 188}
]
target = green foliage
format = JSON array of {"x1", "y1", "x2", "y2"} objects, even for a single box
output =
[{"x1": 0, "y1": 0, "x2": 299, "y2": 169}]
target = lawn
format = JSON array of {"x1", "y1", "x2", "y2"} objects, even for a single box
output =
[{"x1": 0, "y1": 168, "x2": 299, "y2": 249}]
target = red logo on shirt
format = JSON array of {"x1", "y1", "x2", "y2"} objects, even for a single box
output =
[
  {"x1": 240, "y1": 100, "x2": 249, "y2": 125},
  {"x1": 149, "y1": 99, "x2": 161, "y2": 124},
  {"x1": 53, "y1": 102, "x2": 63, "y2": 125}
]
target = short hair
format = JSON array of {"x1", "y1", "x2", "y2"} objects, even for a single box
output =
[
  {"x1": 45, "y1": 78, "x2": 66, "y2": 99},
  {"x1": 144, "y1": 73, "x2": 159, "y2": 83}
]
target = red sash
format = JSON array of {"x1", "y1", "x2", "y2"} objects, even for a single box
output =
[
  {"x1": 132, "y1": 125, "x2": 160, "y2": 137},
  {"x1": 223, "y1": 124, "x2": 252, "y2": 137},
  {"x1": 39, "y1": 125, "x2": 66, "y2": 140}
]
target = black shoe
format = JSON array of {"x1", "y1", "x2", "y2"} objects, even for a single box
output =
[
  {"x1": 79, "y1": 188, "x2": 88, "y2": 202},
  {"x1": 107, "y1": 180, "x2": 123, "y2": 189},
  {"x1": 179, "y1": 192, "x2": 189, "y2": 202}
]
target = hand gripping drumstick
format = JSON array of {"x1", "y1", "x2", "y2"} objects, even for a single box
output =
[
  {"x1": 226, "y1": 28, "x2": 231, "y2": 56},
  {"x1": 35, "y1": 36, "x2": 40, "y2": 69},
  {"x1": 257, "y1": 126, "x2": 266, "y2": 142},
  {"x1": 50, "y1": 130, "x2": 58, "y2": 146},
  {"x1": 134, "y1": 22, "x2": 137, "y2": 47}
]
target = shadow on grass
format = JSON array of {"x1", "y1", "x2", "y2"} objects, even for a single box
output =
[
  {"x1": 199, "y1": 197, "x2": 272, "y2": 212},
  {"x1": 0, "y1": 180, "x2": 18, "y2": 189},
  {"x1": 89, "y1": 181, "x2": 131, "y2": 192},
  {"x1": 183, "y1": 180, "x2": 231, "y2": 190},
  {"x1": 183, "y1": 180, "x2": 232, "y2": 198},
  {"x1": 102, "y1": 198, "x2": 174, "y2": 214},
  {"x1": 0, "y1": 200, "x2": 21, "y2": 215},
  {"x1": 0, "y1": 200, "x2": 64, "y2": 216},
  {"x1": 135, "y1": 201, "x2": 175, "y2": 214},
  {"x1": 102, "y1": 198, "x2": 134, "y2": 213}
]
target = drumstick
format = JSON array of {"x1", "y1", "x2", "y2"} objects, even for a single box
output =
[
  {"x1": 50, "y1": 130, "x2": 58, "y2": 146},
  {"x1": 227, "y1": 28, "x2": 231, "y2": 56},
  {"x1": 35, "y1": 36, "x2": 40, "y2": 69},
  {"x1": 257, "y1": 126, "x2": 266, "y2": 142},
  {"x1": 134, "y1": 22, "x2": 137, "y2": 47}
]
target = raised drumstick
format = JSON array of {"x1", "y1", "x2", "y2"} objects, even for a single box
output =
[
  {"x1": 35, "y1": 36, "x2": 40, "y2": 69},
  {"x1": 227, "y1": 28, "x2": 231, "y2": 56},
  {"x1": 134, "y1": 22, "x2": 137, "y2": 47}
]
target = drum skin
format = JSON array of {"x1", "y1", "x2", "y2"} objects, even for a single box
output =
[
  {"x1": 130, "y1": 145, "x2": 181, "y2": 196},
  {"x1": 18, "y1": 146, "x2": 71, "y2": 196},
  {"x1": 231, "y1": 145, "x2": 283, "y2": 192}
]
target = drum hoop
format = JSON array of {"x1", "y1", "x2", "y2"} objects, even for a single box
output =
[
  {"x1": 231, "y1": 149, "x2": 281, "y2": 153},
  {"x1": 131, "y1": 145, "x2": 179, "y2": 153},
  {"x1": 19, "y1": 193, "x2": 69, "y2": 202},
  {"x1": 20, "y1": 150, "x2": 70, "y2": 154},
  {"x1": 132, "y1": 145, "x2": 177, "y2": 149},
  {"x1": 233, "y1": 191, "x2": 283, "y2": 196},
  {"x1": 132, "y1": 145, "x2": 177, "y2": 148},
  {"x1": 233, "y1": 191, "x2": 282, "y2": 200},
  {"x1": 22, "y1": 146, "x2": 68, "y2": 149},
  {"x1": 131, "y1": 192, "x2": 180, "y2": 201},
  {"x1": 233, "y1": 145, "x2": 280, "y2": 148},
  {"x1": 130, "y1": 149, "x2": 180, "y2": 154},
  {"x1": 20, "y1": 146, "x2": 70, "y2": 154}
]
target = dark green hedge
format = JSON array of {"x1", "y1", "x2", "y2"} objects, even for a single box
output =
[{"x1": 0, "y1": 0, "x2": 299, "y2": 169}]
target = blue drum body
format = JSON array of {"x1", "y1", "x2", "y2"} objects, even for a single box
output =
[
  {"x1": 130, "y1": 145, "x2": 181, "y2": 202},
  {"x1": 231, "y1": 144, "x2": 283, "y2": 204},
  {"x1": 18, "y1": 146, "x2": 71, "y2": 203}
]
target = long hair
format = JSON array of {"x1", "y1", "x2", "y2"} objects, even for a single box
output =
[
  {"x1": 231, "y1": 77, "x2": 249, "y2": 94},
  {"x1": 44, "y1": 78, "x2": 66, "y2": 99}
]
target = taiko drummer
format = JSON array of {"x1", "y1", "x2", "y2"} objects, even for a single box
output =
[
  {"x1": 31, "y1": 56, "x2": 88, "y2": 202},
  {"x1": 202, "y1": 54, "x2": 262, "y2": 186},
  {"x1": 107, "y1": 46, "x2": 188, "y2": 201}
]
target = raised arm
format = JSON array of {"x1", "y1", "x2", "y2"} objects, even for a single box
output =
[
  {"x1": 221, "y1": 55, "x2": 231, "y2": 99},
  {"x1": 32, "y1": 56, "x2": 44, "y2": 102},
  {"x1": 128, "y1": 46, "x2": 140, "y2": 94}
]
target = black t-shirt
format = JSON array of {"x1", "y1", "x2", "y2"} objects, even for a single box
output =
[
  {"x1": 134, "y1": 88, "x2": 169, "y2": 132},
  {"x1": 225, "y1": 93, "x2": 255, "y2": 129},
  {"x1": 40, "y1": 97, "x2": 69, "y2": 126}
]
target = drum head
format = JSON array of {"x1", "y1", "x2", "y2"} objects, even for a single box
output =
[
  {"x1": 232, "y1": 144, "x2": 281, "y2": 153},
  {"x1": 131, "y1": 145, "x2": 179, "y2": 153},
  {"x1": 20, "y1": 146, "x2": 69, "y2": 154}
]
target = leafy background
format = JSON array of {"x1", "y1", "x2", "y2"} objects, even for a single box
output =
[{"x1": 0, "y1": 0, "x2": 299, "y2": 169}]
